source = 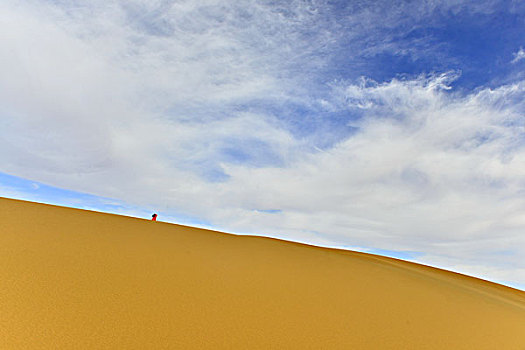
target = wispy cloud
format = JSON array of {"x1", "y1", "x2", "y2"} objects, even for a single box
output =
[{"x1": 512, "y1": 47, "x2": 525, "y2": 64}]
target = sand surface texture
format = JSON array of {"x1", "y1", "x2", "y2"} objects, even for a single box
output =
[{"x1": 1, "y1": 197, "x2": 524, "y2": 349}]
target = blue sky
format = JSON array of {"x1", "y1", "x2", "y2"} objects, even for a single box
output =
[{"x1": 1, "y1": 0, "x2": 525, "y2": 290}]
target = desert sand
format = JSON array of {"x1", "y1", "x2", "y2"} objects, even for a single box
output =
[{"x1": 1, "y1": 197, "x2": 524, "y2": 349}]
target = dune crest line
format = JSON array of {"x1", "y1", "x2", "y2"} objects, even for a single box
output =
[{"x1": 1, "y1": 197, "x2": 524, "y2": 349}]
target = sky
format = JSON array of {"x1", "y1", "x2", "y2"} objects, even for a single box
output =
[{"x1": 1, "y1": 0, "x2": 525, "y2": 290}]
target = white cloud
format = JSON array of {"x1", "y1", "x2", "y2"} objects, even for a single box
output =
[
  {"x1": 512, "y1": 47, "x2": 525, "y2": 64},
  {"x1": 1, "y1": 0, "x2": 525, "y2": 288},
  {"x1": 209, "y1": 75, "x2": 525, "y2": 287}
]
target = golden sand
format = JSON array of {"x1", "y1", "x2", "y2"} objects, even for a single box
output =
[{"x1": 1, "y1": 197, "x2": 524, "y2": 349}]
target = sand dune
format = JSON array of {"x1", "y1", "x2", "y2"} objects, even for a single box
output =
[{"x1": 1, "y1": 197, "x2": 524, "y2": 349}]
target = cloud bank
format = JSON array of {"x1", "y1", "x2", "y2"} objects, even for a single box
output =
[{"x1": 1, "y1": 0, "x2": 525, "y2": 288}]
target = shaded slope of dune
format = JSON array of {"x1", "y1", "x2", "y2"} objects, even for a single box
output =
[{"x1": 1, "y1": 197, "x2": 524, "y2": 349}]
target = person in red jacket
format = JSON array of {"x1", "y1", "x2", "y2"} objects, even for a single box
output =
[{"x1": 151, "y1": 213, "x2": 158, "y2": 221}]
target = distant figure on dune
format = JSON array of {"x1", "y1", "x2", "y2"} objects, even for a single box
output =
[{"x1": 151, "y1": 213, "x2": 157, "y2": 221}]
